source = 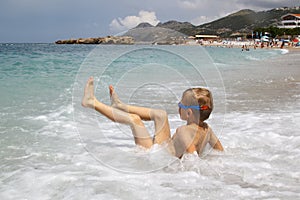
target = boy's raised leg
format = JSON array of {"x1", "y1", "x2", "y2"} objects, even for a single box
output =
[{"x1": 82, "y1": 77, "x2": 153, "y2": 148}]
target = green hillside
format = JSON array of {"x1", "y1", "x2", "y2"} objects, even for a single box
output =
[{"x1": 157, "y1": 7, "x2": 300, "y2": 37}]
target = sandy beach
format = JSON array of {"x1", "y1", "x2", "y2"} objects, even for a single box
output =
[{"x1": 188, "y1": 39, "x2": 300, "y2": 52}]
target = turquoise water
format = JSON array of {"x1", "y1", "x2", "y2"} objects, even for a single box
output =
[{"x1": 0, "y1": 44, "x2": 299, "y2": 199}]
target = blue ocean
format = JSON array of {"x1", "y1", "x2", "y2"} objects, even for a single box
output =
[{"x1": 0, "y1": 43, "x2": 299, "y2": 199}]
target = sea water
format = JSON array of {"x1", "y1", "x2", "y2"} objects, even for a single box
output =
[{"x1": 0, "y1": 43, "x2": 299, "y2": 199}]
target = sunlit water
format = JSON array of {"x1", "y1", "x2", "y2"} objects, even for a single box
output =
[{"x1": 0, "y1": 44, "x2": 299, "y2": 199}]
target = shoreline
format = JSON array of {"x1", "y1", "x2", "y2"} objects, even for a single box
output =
[
  {"x1": 284, "y1": 46, "x2": 300, "y2": 52},
  {"x1": 2, "y1": 42, "x2": 300, "y2": 55}
]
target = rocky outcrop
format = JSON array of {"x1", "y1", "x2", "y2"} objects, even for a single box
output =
[{"x1": 55, "y1": 36, "x2": 134, "y2": 44}]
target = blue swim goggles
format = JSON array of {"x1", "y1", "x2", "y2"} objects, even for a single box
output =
[{"x1": 178, "y1": 102, "x2": 209, "y2": 110}]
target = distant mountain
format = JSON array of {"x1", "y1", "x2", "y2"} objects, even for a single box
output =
[
  {"x1": 124, "y1": 26, "x2": 186, "y2": 44},
  {"x1": 156, "y1": 20, "x2": 196, "y2": 32},
  {"x1": 57, "y1": 7, "x2": 300, "y2": 45},
  {"x1": 134, "y1": 7, "x2": 300, "y2": 38},
  {"x1": 135, "y1": 22, "x2": 154, "y2": 28},
  {"x1": 195, "y1": 7, "x2": 300, "y2": 37}
]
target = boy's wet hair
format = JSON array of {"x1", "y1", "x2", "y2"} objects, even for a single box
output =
[{"x1": 183, "y1": 88, "x2": 213, "y2": 122}]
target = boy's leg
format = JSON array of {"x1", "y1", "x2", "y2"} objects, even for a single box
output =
[
  {"x1": 82, "y1": 77, "x2": 153, "y2": 148},
  {"x1": 110, "y1": 85, "x2": 171, "y2": 144}
]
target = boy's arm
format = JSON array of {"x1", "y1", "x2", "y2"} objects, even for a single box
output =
[{"x1": 208, "y1": 128, "x2": 224, "y2": 151}]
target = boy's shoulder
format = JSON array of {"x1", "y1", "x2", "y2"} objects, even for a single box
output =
[
  {"x1": 176, "y1": 124, "x2": 200, "y2": 134},
  {"x1": 176, "y1": 124, "x2": 212, "y2": 133},
  {"x1": 176, "y1": 125, "x2": 189, "y2": 132}
]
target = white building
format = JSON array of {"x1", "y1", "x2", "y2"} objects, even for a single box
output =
[
  {"x1": 194, "y1": 35, "x2": 219, "y2": 40},
  {"x1": 278, "y1": 13, "x2": 300, "y2": 28}
]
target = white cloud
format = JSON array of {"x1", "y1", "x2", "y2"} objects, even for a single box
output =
[
  {"x1": 109, "y1": 10, "x2": 160, "y2": 33},
  {"x1": 177, "y1": 0, "x2": 211, "y2": 10},
  {"x1": 178, "y1": 0, "x2": 199, "y2": 10}
]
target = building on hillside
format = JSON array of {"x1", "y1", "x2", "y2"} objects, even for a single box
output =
[
  {"x1": 278, "y1": 13, "x2": 300, "y2": 28},
  {"x1": 275, "y1": 7, "x2": 300, "y2": 11}
]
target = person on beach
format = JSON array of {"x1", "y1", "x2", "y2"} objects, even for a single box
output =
[{"x1": 82, "y1": 77, "x2": 223, "y2": 158}]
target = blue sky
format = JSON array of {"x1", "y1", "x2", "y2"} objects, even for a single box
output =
[{"x1": 0, "y1": 0, "x2": 298, "y2": 42}]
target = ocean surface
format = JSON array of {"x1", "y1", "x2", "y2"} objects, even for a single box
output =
[{"x1": 0, "y1": 43, "x2": 299, "y2": 199}]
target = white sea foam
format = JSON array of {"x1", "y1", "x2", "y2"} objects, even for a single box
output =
[{"x1": 279, "y1": 49, "x2": 289, "y2": 54}]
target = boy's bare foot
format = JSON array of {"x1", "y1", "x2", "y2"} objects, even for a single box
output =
[
  {"x1": 81, "y1": 77, "x2": 95, "y2": 108},
  {"x1": 109, "y1": 85, "x2": 122, "y2": 108}
]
